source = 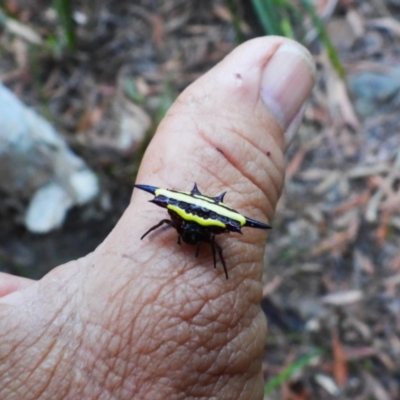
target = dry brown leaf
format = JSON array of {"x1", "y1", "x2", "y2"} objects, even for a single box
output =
[
  {"x1": 366, "y1": 150, "x2": 400, "y2": 222},
  {"x1": 342, "y1": 346, "x2": 376, "y2": 361},
  {"x1": 77, "y1": 105, "x2": 106, "y2": 133},
  {"x1": 151, "y1": 14, "x2": 165, "y2": 47},
  {"x1": 332, "y1": 332, "x2": 348, "y2": 386},
  {"x1": 376, "y1": 211, "x2": 390, "y2": 246},
  {"x1": 314, "y1": 171, "x2": 341, "y2": 194},
  {"x1": 389, "y1": 255, "x2": 400, "y2": 272},
  {"x1": 314, "y1": 374, "x2": 340, "y2": 396},
  {"x1": 4, "y1": 0, "x2": 18, "y2": 14},
  {"x1": 327, "y1": 17, "x2": 357, "y2": 51},
  {"x1": 263, "y1": 276, "x2": 283, "y2": 297},
  {"x1": 354, "y1": 248, "x2": 375, "y2": 276},
  {"x1": 11, "y1": 38, "x2": 28, "y2": 70},
  {"x1": 304, "y1": 104, "x2": 330, "y2": 125},
  {"x1": 333, "y1": 208, "x2": 359, "y2": 230},
  {"x1": 313, "y1": 231, "x2": 349, "y2": 256},
  {"x1": 134, "y1": 77, "x2": 150, "y2": 97},
  {"x1": 375, "y1": 351, "x2": 396, "y2": 373},
  {"x1": 325, "y1": 56, "x2": 360, "y2": 130},
  {"x1": 333, "y1": 191, "x2": 370, "y2": 216},
  {"x1": 383, "y1": 273, "x2": 400, "y2": 288},
  {"x1": 286, "y1": 147, "x2": 307, "y2": 179},
  {"x1": 212, "y1": 5, "x2": 232, "y2": 22},
  {"x1": 347, "y1": 164, "x2": 390, "y2": 178},
  {"x1": 346, "y1": 7, "x2": 365, "y2": 37},
  {"x1": 322, "y1": 290, "x2": 363, "y2": 305},
  {"x1": 380, "y1": 189, "x2": 400, "y2": 213},
  {"x1": 313, "y1": 215, "x2": 359, "y2": 256},
  {"x1": 3, "y1": 13, "x2": 43, "y2": 44},
  {"x1": 367, "y1": 17, "x2": 400, "y2": 37},
  {"x1": 364, "y1": 371, "x2": 392, "y2": 400},
  {"x1": 298, "y1": 168, "x2": 330, "y2": 181}
]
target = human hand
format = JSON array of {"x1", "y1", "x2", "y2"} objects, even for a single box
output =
[{"x1": 0, "y1": 36, "x2": 315, "y2": 399}]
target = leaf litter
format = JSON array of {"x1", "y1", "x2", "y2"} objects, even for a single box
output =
[{"x1": 0, "y1": 0, "x2": 399, "y2": 398}]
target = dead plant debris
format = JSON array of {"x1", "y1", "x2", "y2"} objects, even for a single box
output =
[{"x1": 0, "y1": 0, "x2": 400, "y2": 398}]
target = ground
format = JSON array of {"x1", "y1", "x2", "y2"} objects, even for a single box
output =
[{"x1": 0, "y1": 1, "x2": 399, "y2": 398}]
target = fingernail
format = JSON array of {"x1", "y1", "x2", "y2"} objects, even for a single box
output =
[
  {"x1": 261, "y1": 43, "x2": 315, "y2": 130},
  {"x1": 284, "y1": 102, "x2": 307, "y2": 146}
]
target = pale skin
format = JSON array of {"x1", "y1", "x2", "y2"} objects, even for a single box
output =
[{"x1": 0, "y1": 37, "x2": 315, "y2": 399}]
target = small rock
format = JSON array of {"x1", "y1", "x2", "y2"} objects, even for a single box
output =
[
  {"x1": 348, "y1": 69, "x2": 400, "y2": 117},
  {"x1": 25, "y1": 183, "x2": 74, "y2": 233},
  {"x1": 0, "y1": 83, "x2": 99, "y2": 233}
]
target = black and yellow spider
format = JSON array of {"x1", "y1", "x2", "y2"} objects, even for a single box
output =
[{"x1": 135, "y1": 183, "x2": 271, "y2": 279}]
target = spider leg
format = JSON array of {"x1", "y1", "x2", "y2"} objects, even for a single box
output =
[
  {"x1": 195, "y1": 242, "x2": 201, "y2": 258},
  {"x1": 210, "y1": 234, "x2": 217, "y2": 269},
  {"x1": 177, "y1": 235, "x2": 181, "y2": 245},
  {"x1": 140, "y1": 219, "x2": 174, "y2": 240},
  {"x1": 213, "y1": 239, "x2": 228, "y2": 280}
]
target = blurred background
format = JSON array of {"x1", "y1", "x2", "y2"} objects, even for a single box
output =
[{"x1": 0, "y1": 0, "x2": 399, "y2": 398}]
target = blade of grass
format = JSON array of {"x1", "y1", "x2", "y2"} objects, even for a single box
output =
[
  {"x1": 154, "y1": 80, "x2": 176, "y2": 125},
  {"x1": 124, "y1": 78, "x2": 146, "y2": 105},
  {"x1": 250, "y1": 0, "x2": 284, "y2": 36},
  {"x1": 301, "y1": 0, "x2": 344, "y2": 77},
  {"x1": 249, "y1": 0, "x2": 342, "y2": 77},
  {"x1": 280, "y1": 15, "x2": 295, "y2": 39},
  {"x1": 228, "y1": 0, "x2": 244, "y2": 44},
  {"x1": 264, "y1": 349, "x2": 322, "y2": 395},
  {"x1": 52, "y1": 0, "x2": 76, "y2": 52},
  {"x1": 251, "y1": 0, "x2": 296, "y2": 39}
]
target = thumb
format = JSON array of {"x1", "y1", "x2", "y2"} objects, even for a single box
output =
[
  {"x1": 106, "y1": 36, "x2": 315, "y2": 281},
  {"x1": 90, "y1": 36, "x2": 315, "y2": 397}
]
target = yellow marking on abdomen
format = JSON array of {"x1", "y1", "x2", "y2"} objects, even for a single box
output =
[
  {"x1": 156, "y1": 188, "x2": 246, "y2": 226},
  {"x1": 168, "y1": 205, "x2": 226, "y2": 228}
]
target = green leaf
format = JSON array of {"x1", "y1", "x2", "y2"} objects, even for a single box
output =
[
  {"x1": 264, "y1": 349, "x2": 322, "y2": 395},
  {"x1": 52, "y1": 0, "x2": 76, "y2": 52},
  {"x1": 251, "y1": 0, "x2": 285, "y2": 36},
  {"x1": 301, "y1": 0, "x2": 344, "y2": 78}
]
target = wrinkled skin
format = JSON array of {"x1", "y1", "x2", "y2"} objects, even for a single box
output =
[{"x1": 0, "y1": 37, "x2": 315, "y2": 399}]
